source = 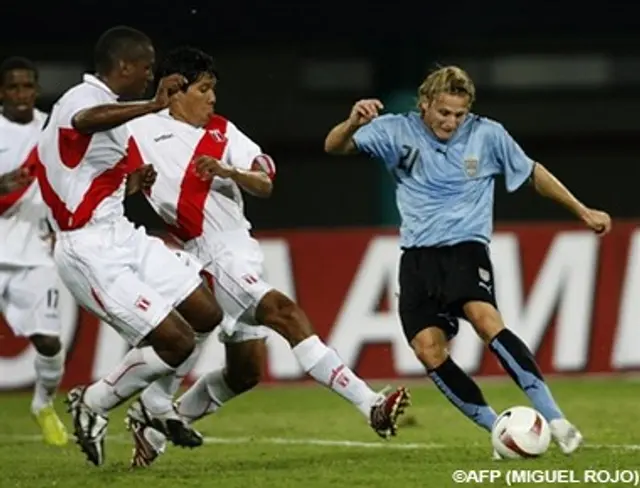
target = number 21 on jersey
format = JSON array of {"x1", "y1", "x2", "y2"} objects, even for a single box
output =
[{"x1": 393, "y1": 144, "x2": 419, "y2": 183}]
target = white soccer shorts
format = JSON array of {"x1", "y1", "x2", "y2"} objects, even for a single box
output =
[
  {"x1": 187, "y1": 230, "x2": 271, "y2": 343},
  {"x1": 217, "y1": 315, "x2": 269, "y2": 344},
  {"x1": 53, "y1": 219, "x2": 204, "y2": 346},
  {"x1": 0, "y1": 264, "x2": 62, "y2": 337}
]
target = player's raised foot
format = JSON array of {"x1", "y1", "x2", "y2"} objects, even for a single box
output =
[
  {"x1": 127, "y1": 398, "x2": 203, "y2": 448},
  {"x1": 369, "y1": 386, "x2": 411, "y2": 439},
  {"x1": 65, "y1": 386, "x2": 108, "y2": 466},
  {"x1": 550, "y1": 418, "x2": 583, "y2": 455},
  {"x1": 33, "y1": 403, "x2": 69, "y2": 446}
]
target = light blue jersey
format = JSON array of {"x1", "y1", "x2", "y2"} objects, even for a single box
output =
[{"x1": 353, "y1": 112, "x2": 534, "y2": 248}]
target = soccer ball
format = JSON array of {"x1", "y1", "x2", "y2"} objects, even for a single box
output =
[{"x1": 491, "y1": 406, "x2": 551, "y2": 459}]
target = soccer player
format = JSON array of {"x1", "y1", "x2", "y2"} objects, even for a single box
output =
[
  {"x1": 0, "y1": 56, "x2": 67, "y2": 446},
  {"x1": 123, "y1": 46, "x2": 411, "y2": 467},
  {"x1": 35, "y1": 27, "x2": 224, "y2": 466},
  {"x1": 324, "y1": 66, "x2": 612, "y2": 456}
]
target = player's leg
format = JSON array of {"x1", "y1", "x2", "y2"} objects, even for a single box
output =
[
  {"x1": 399, "y1": 248, "x2": 498, "y2": 433},
  {"x1": 127, "y1": 245, "x2": 223, "y2": 453},
  {"x1": 3, "y1": 265, "x2": 67, "y2": 445},
  {"x1": 139, "y1": 251, "x2": 221, "y2": 416},
  {"x1": 208, "y1": 243, "x2": 409, "y2": 439},
  {"x1": 176, "y1": 326, "x2": 267, "y2": 423},
  {"x1": 130, "y1": 328, "x2": 267, "y2": 467},
  {"x1": 64, "y1": 274, "x2": 196, "y2": 466},
  {"x1": 412, "y1": 328, "x2": 499, "y2": 432},
  {"x1": 129, "y1": 281, "x2": 222, "y2": 448},
  {"x1": 29, "y1": 334, "x2": 66, "y2": 441},
  {"x1": 464, "y1": 301, "x2": 582, "y2": 453},
  {"x1": 253, "y1": 289, "x2": 409, "y2": 438},
  {"x1": 54, "y1": 231, "x2": 198, "y2": 466},
  {"x1": 451, "y1": 243, "x2": 582, "y2": 454}
]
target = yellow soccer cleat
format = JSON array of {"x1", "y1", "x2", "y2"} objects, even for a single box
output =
[{"x1": 34, "y1": 404, "x2": 69, "y2": 446}]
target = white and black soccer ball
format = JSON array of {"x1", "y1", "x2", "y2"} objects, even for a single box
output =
[{"x1": 491, "y1": 406, "x2": 551, "y2": 459}]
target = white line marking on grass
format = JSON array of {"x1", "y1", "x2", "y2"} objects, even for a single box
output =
[
  {"x1": 203, "y1": 437, "x2": 446, "y2": 449},
  {"x1": 586, "y1": 443, "x2": 640, "y2": 450},
  {"x1": 1, "y1": 434, "x2": 639, "y2": 451}
]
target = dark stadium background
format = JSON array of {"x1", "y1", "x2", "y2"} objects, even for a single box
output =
[{"x1": 2, "y1": 1, "x2": 639, "y2": 230}]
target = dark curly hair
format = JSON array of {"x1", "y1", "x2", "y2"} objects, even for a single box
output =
[{"x1": 156, "y1": 46, "x2": 218, "y2": 90}]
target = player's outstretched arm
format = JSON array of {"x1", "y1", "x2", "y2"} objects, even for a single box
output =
[
  {"x1": 228, "y1": 167, "x2": 272, "y2": 198},
  {"x1": 194, "y1": 155, "x2": 273, "y2": 198},
  {"x1": 324, "y1": 99, "x2": 383, "y2": 154},
  {"x1": 531, "y1": 162, "x2": 612, "y2": 235},
  {"x1": 73, "y1": 74, "x2": 187, "y2": 134}
]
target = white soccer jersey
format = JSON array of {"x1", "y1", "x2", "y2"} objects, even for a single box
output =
[
  {"x1": 0, "y1": 109, "x2": 54, "y2": 266},
  {"x1": 127, "y1": 112, "x2": 273, "y2": 243},
  {"x1": 35, "y1": 74, "x2": 133, "y2": 232},
  {"x1": 203, "y1": 116, "x2": 275, "y2": 226}
]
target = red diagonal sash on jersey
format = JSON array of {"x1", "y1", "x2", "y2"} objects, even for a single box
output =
[
  {"x1": 170, "y1": 116, "x2": 229, "y2": 241},
  {"x1": 0, "y1": 151, "x2": 37, "y2": 215},
  {"x1": 35, "y1": 138, "x2": 137, "y2": 230},
  {"x1": 58, "y1": 128, "x2": 93, "y2": 169}
]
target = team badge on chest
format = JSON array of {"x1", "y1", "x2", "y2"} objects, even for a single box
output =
[{"x1": 464, "y1": 156, "x2": 478, "y2": 177}]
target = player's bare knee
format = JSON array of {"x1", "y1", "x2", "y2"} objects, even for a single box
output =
[
  {"x1": 188, "y1": 303, "x2": 222, "y2": 335},
  {"x1": 463, "y1": 301, "x2": 504, "y2": 343},
  {"x1": 172, "y1": 331, "x2": 195, "y2": 365},
  {"x1": 256, "y1": 290, "x2": 311, "y2": 346},
  {"x1": 30, "y1": 334, "x2": 61, "y2": 356},
  {"x1": 411, "y1": 327, "x2": 448, "y2": 369},
  {"x1": 177, "y1": 283, "x2": 223, "y2": 334},
  {"x1": 148, "y1": 314, "x2": 196, "y2": 367}
]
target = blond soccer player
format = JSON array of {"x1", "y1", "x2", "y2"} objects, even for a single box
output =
[{"x1": 324, "y1": 65, "x2": 612, "y2": 457}]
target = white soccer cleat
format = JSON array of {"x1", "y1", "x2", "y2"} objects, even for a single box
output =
[
  {"x1": 492, "y1": 449, "x2": 503, "y2": 460},
  {"x1": 550, "y1": 418, "x2": 583, "y2": 454},
  {"x1": 65, "y1": 386, "x2": 108, "y2": 466}
]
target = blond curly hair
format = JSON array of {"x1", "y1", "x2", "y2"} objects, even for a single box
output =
[{"x1": 417, "y1": 65, "x2": 476, "y2": 109}]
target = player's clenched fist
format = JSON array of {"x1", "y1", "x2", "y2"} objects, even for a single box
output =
[
  {"x1": 348, "y1": 99, "x2": 384, "y2": 128},
  {"x1": 126, "y1": 164, "x2": 157, "y2": 195},
  {"x1": 193, "y1": 155, "x2": 234, "y2": 180},
  {"x1": 581, "y1": 208, "x2": 612, "y2": 235},
  {"x1": 153, "y1": 74, "x2": 188, "y2": 110}
]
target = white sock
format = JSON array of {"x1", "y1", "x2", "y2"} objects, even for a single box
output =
[
  {"x1": 292, "y1": 335, "x2": 380, "y2": 417},
  {"x1": 32, "y1": 349, "x2": 65, "y2": 414},
  {"x1": 140, "y1": 331, "x2": 211, "y2": 417},
  {"x1": 176, "y1": 369, "x2": 237, "y2": 423},
  {"x1": 84, "y1": 347, "x2": 174, "y2": 416}
]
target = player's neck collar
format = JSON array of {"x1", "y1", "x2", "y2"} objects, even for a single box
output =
[
  {"x1": 83, "y1": 74, "x2": 118, "y2": 100},
  {"x1": 0, "y1": 110, "x2": 35, "y2": 125}
]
